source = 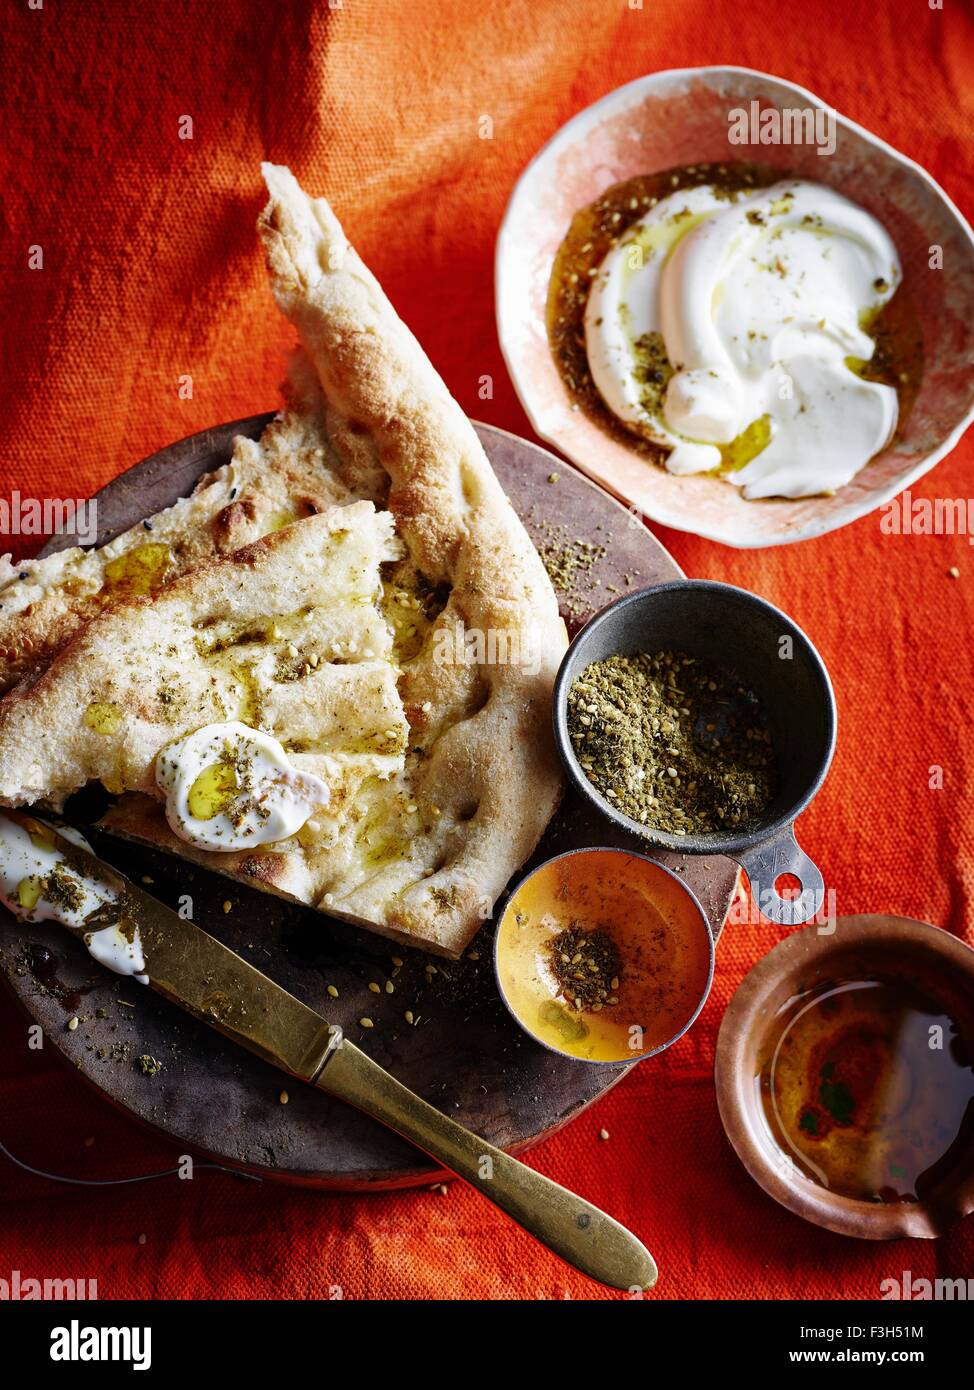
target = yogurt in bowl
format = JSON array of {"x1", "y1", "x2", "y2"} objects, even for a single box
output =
[
  {"x1": 583, "y1": 178, "x2": 902, "y2": 499},
  {"x1": 496, "y1": 67, "x2": 974, "y2": 548}
]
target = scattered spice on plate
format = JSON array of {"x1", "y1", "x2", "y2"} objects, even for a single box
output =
[
  {"x1": 532, "y1": 516, "x2": 607, "y2": 618},
  {"x1": 546, "y1": 922, "x2": 621, "y2": 1011},
  {"x1": 567, "y1": 649, "x2": 777, "y2": 834}
]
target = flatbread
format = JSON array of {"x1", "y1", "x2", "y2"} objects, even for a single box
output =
[
  {"x1": 0, "y1": 167, "x2": 566, "y2": 956},
  {"x1": 0, "y1": 364, "x2": 357, "y2": 696},
  {"x1": 0, "y1": 501, "x2": 407, "y2": 849}
]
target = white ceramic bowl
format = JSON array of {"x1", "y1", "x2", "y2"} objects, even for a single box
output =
[{"x1": 496, "y1": 67, "x2": 974, "y2": 548}]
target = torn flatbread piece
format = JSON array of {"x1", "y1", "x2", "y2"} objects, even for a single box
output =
[
  {"x1": 0, "y1": 505, "x2": 408, "y2": 899},
  {"x1": 0, "y1": 167, "x2": 566, "y2": 956}
]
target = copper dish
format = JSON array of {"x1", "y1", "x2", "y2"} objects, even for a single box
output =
[{"x1": 715, "y1": 914, "x2": 974, "y2": 1238}]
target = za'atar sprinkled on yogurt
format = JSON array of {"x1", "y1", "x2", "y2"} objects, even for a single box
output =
[
  {"x1": 0, "y1": 812, "x2": 149, "y2": 984},
  {"x1": 156, "y1": 721, "x2": 330, "y2": 852},
  {"x1": 583, "y1": 178, "x2": 902, "y2": 499}
]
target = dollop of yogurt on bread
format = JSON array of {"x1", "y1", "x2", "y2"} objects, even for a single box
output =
[
  {"x1": 156, "y1": 721, "x2": 329, "y2": 852},
  {"x1": 0, "y1": 815, "x2": 114, "y2": 927},
  {"x1": 0, "y1": 813, "x2": 149, "y2": 984},
  {"x1": 584, "y1": 179, "x2": 901, "y2": 499}
]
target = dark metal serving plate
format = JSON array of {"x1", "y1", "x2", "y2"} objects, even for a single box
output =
[{"x1": 0, "y1": 418, "x2": 738, "y2": 1188}]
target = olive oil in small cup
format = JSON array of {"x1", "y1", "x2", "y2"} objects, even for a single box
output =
[{"x1": 494, "y1": 848, "x2": 714, "y2": 1065}]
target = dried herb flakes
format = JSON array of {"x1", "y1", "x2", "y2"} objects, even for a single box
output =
[{"x1": 567, "y1": 648, "x2": 777, "y2": 835}]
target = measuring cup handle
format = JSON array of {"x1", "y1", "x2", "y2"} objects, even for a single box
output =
[{"x1": 736, "y1": 828, "x2": 825, "y2": 926}]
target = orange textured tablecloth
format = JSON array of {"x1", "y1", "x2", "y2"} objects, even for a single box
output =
[{"x1": 1, "y1": 0, "x2": 973, "y2": 1301}]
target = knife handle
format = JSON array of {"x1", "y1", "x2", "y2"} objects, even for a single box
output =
[{"x1": 316, "y1": 1038, "x2": 657, "y2": 1293}]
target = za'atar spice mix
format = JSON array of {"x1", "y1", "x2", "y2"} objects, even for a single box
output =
[{"x1": 567, "y1": 648, "x2": 778, "y2": 835}]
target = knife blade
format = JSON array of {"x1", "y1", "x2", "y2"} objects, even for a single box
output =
[
  {"x1": 0, "y1": 810, "x2": 338, "y2": 1080},
  {"x1": 0, "y1": 810, "x2": 657, "y2": 1292}
]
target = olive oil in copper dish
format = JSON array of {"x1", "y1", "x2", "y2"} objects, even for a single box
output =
[{"x1": 715, "y1": 916, "x2": 974, "y2": 1238}]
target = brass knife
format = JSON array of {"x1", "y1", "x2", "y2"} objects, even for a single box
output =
[{"x1": 3, "y1": 812, "x2": 657, "y2": 1293}]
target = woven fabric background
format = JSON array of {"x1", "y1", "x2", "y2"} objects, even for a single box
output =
[{"x1": 1, "y1": 0, "x2": 972, "y2": 1299}]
